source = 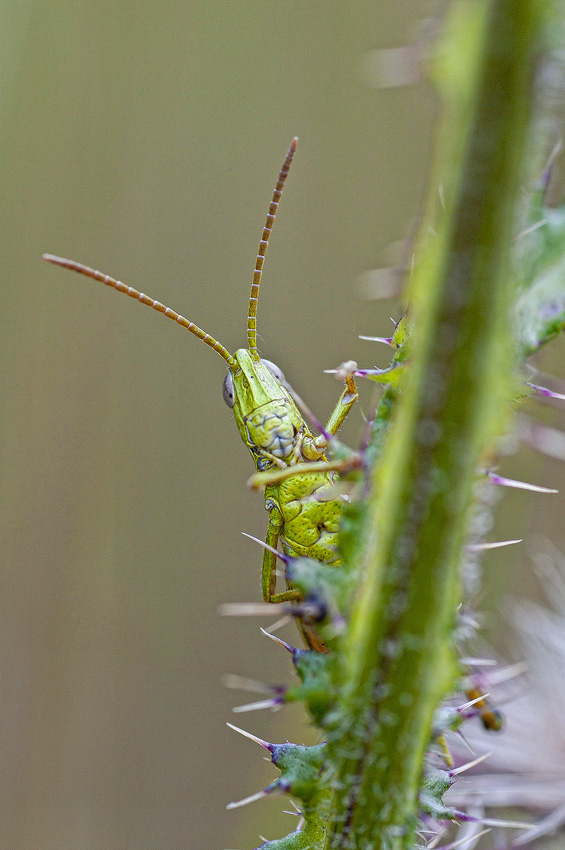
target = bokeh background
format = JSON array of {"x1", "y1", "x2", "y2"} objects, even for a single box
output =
[{"x1": 1, "y1": 2, "x2": 564, "y2": 849}]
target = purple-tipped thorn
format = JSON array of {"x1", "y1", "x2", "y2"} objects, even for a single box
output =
[
  {"x1": 527, "y1": 381, "x2": 565, "y2": 401},
  {"x1": 226, "y1": 721, "x2": 274, "y2": 752},
  {"x1": 260, "y1": 627, "x2": 296, "y2": 653},
  {"x1": 358, "y1": 334, "x2": 395, "y2": 347},
  {"x1": 232, "y1": 698, "x2": 282, "y2": 713},
  {"x1": 241, "y1": 531, "x2": 291, "y2": 564},
  {"x1": 449, "y1": 752, "x2": 491, "y2": 777},
  {"x1": 486, "y1": 470, "x2": 558, "y2": 494}
]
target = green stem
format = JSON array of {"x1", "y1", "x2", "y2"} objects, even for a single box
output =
[{"x1": 326, "y1": 1, "x2": 543, "y2": 847}]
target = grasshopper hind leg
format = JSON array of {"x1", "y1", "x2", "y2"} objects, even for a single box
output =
[
  {"x1": 262, "y1": 513, "x2": 300, "y2": 605},
  {"x1": 261, "y1": 512, "x2": 329, "y2": 653}
]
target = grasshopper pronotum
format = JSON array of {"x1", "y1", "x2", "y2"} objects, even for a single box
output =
[{"x1": 44, "y1": 138, "x2": 358, "y2": 652}]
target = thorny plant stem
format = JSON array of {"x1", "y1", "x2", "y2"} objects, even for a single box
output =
[{"x1": 326, "y1": 1, "x2": 544, "y2": 847}]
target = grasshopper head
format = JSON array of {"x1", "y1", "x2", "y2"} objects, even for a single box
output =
[{"x1": 224, "y1": 350, "x2": 303, "y2": 468}]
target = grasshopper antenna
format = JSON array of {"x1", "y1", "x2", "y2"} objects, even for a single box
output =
[
  {"x1": 42, "y1": 254, "x2": 236, "y2": 366},
  {"x1": 247, "y1": 136, "x2": 298, "y2": 360}
]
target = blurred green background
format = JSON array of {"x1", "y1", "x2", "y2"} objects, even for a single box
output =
[{"x1": 1, "y1": 2, "x2": 563, "y2": 849}]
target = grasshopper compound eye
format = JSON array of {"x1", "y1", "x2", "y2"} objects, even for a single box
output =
[
  {"x1": 261, "y1": 359, "x2": 285, "y2": 385},
  {"x1": 223, "y1": 371, "x2": 235, "y2": 408}
]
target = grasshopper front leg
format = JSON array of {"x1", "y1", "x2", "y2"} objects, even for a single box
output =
[
  {"x1": 325, "y1": 366, "x2": 358, "y2": 436},
  {"x1": 303, "y1": 364, "x2": 359, "y2": 459},
  {"x1": 249, "y1": 369, "x2": 360, "y2": 491},
  {"x1": 262, "y1": 507, "x2": 301, "y2": 604}
]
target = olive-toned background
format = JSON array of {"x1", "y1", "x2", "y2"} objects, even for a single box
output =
[{"x1": 1, "y1": 2, "x2": 563, "y2": 849}]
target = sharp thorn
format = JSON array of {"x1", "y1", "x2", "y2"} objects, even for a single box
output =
[
  {"x1": 226, "y1": 722, "x2": 273, "y2": 751},
  {"x1": 527, "y1": 381, "x2": 565, "y2": 401},
  {"x1": 450, "y1": 752, "x2": 491, "y2": 776},
  {"x1": 219, "y1": 602, "x2": 276, "y2": 616},
  {"x1": 241, "y1": 531, "x2": 290, "y2": 562},
  {"x1": 260, "y1": 627, "x2": 295, "y2": 652},
  {"x1": 222, "y1": 673, "x2": 277, "y2": 695},
  {"x1": 480, "y1": 818, "x2": 535, "y2": 830},
  {"x1": 358, "y1": 334, "x2": 395, "y2": 347},
  {"x1": 232, "y1": 699, "x2": 282, "y2": 713},
  {"x1": 486, "y1": 470, "x2": 558, "y2": 493},
  {"x1": 466, "y1": 539, "x2": 522, "y2": 552},
  {"x1": 226, "y1": 789, "x2": 269, "y2": 810},
  {"x1": 488, "y1": 661, "x2": 527, "y2": 685},
  {"x1": 455, "y1": 729, "x2": 475, "y2": 754},
  {"x1": 459, "y1": 693, "x2": 490, "y2": 712}
]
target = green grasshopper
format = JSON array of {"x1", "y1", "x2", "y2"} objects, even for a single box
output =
[{"x1": 43, "y1": 138, "x2": 358, "y2": 652}]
